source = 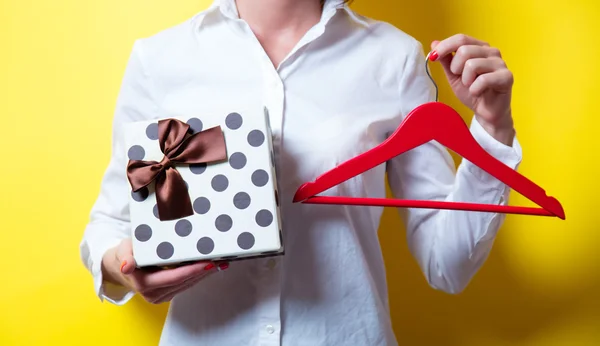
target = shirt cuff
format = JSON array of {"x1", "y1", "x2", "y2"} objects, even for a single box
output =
[
  {"x1": 81, "y1": 236, "x2": 136, "y2": 305},
  {"x1": 464, "y1": 115, "x2": 523, "y2": 184}
]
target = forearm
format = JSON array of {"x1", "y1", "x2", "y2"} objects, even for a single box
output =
[
  {"x1": 79, "y1": 38, "x2": 160, "y2": 305},
  {"x1": 390, "y1": 115, "x2": 522, "y2": 294},
  {"x1": 408, "y1": 170, "x2": 509, "y2": 294}
]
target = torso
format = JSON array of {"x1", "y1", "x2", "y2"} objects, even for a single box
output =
[{"x1": 136, "y1": 4, "x2": 425, "y2": 345}]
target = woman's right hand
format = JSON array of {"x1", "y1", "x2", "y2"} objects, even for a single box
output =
[{"x1": 101, "y1": 238, "x2": 228, "y2": 304}]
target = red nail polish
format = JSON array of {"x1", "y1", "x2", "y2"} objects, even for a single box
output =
[
  {"x1": 430, "y1": 50, "x2": 438, "y2": 61},
  {"x1": 204, "y1": 263, "x2": 215, "y2": 271},
  {"x1": 218, "y1": 263, "x2": 229, "y2": 270}
]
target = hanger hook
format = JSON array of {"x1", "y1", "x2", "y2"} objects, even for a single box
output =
[{"x1": 425, "y1": 51, "x2": 439, "y2": 102}]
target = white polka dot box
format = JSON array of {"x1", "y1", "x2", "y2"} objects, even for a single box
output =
[{"x1": 122, "y1": 108, "x2": 283, "y2": 267}]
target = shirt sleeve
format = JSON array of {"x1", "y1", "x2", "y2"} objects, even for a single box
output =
[
  {"x1": 385, "y1": 41, "x2": 523, "y2": 294},
  {"x1": 79, "y1": 39, "x2": 159, "y2": 304}
]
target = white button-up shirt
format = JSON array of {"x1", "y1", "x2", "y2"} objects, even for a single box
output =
[{"x1": 80, "y1": 0, "x2": 523, "y2": 345}]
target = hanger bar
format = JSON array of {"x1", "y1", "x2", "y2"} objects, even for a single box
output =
[{"x1": 302, "y1": 196, "x2": 556, "y2": 217}]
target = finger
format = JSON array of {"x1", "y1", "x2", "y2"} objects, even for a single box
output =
[
  {"x1": 153, "y1": 261, "x2": 230, "y2": 304},
  {"x1": 469, "y1": 68, "x2": 514, "y2": 96},
  {"x1": 461, "y1": 57, "x2": 506, "y2": 87},
  {"x1": 142, "y1": 269, "x2": 211, "y2": 303},
  {"x1": 450, "y1": 45, "x2": 502, "y2": 75},
  {"x1": 431, "y1": 34, "x2": 489, "y2": 62},
  {"x1": 115, "y1": 239, "x2": 136, "y2": 275},
  {"x1": 429, "y1": 40, "x2": 455, "y2": 82},
  {"x1": 133, "y1": 261, "x2": 212, "y2": 290},
  {"x1": 153, "y1": 270, "x2": 213, "y2": 304},
  {"x1": 137, "y1": 265, "x2": 212, "y2": 301},
  {"x1": 140, "y1": 261, "x2": 229, "y2": 302}
]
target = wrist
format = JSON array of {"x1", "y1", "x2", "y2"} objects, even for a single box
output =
[
  {"x1": 476, "y1": 113, "x2": 515, "y2": 147},
  {"x1": 101, "y1": 247, "x2": 127, "y2": 287}
]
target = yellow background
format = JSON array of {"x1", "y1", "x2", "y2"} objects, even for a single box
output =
[{"x1": 1, "y1": 0, "x2": 598, "y2": 345}]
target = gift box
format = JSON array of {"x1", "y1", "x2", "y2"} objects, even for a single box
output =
[{"x1": 122, "y1": 108, "x2": 284, "y2": 267}]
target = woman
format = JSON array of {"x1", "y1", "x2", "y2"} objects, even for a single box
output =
[{"x1": 80, "y1": 0, "x2": 521, "y2": 345}]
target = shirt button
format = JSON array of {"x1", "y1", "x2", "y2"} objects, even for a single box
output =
[
  {"x1": 265, "y1": 325, "x2": 275, "y2": 334},
  {"x1": 266, "y1": 259, "x2": 276, "y2": 269}
]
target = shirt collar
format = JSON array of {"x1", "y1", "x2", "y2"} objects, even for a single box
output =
[{"x1": 192, "y1": 0, "x2": 369, "y2": 30}]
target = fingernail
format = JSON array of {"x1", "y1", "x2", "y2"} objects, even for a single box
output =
[
  {"x1": 218, "y1": 262, "x2": 229, "y2": 271},
  {"x1": 429, "y1": 50, "x2": 438, "y2": 61},
  {"x1": 120, "y1": 260, "x2": 127, "y2": 273},
  {"x1": 204, "y1": 263, "x2": 215, "y2": 271}
]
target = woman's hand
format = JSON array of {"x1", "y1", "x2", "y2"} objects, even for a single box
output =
[
  {"x1": 430, "y1": 34, "x2": 516, "y2": 146},
  {"x1": 102, "y1": 239, "x2": 229, "y2": 304}
]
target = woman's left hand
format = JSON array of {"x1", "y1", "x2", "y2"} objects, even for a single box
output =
[{"x1": 430, "y1": 34, "x2": 515, "y2": 146}]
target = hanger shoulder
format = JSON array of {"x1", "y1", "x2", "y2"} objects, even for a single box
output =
[
  {"x1": 425, "y1": 104, "x2": 565, "y2": 219},
  {"x1": 293, "y1": 102, "x2": 441, "y2": 202}
]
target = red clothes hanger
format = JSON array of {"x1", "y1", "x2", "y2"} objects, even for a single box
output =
[{"x1": 293, "y1": 52, "x2": 565, "y2": 220}]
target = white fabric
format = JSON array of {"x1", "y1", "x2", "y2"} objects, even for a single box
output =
[{"x1": 80, "y1": 1, "x2": 523, "y2": 345}]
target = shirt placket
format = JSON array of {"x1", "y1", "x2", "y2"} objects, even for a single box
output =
[
  {"x1": 257, "y1": 52, "x2": 285, "y2": 346},
  {"x1": 228, "y1": 8, "x2": 332, "y2": 345},
  {"x1": 256, "y1": 256, "x2": 283, "y2": 346}
]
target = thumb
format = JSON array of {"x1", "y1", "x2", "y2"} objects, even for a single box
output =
[
  {"x1": 429, "y1": 40, "x2": 456, "y2": 80},
  {"x1": 116, "y1": 238, "x2": 136, "y2": 275}
]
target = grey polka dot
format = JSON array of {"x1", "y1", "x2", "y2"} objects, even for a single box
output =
[
  {"x1": 197, "y1": 237, "x2": 215, "y2": 255},
  {"x1": 131, "y1": 187, "x2": 149, "y2": 202},
  {"x1": 128, "y1": 145, "x2": 145, "y2": 160},
  {"x1": 229, "y1": 152, "x2": 247, "y2": 170},
  {"x1": 225, "y1": 112, "x2": 243, "y2": 130},
  {"x1": 134, "y1": 224, "x2": 152, "y2": 242},
  {"x1": 193, "y1": 197, "x2": 211, "y2": 214},
  {"x1": 157, "y1": 242, "x2": 174, "y2": 260},
  {"x1": 175, "y1": 219, "x2": 193, "y2": 237},
  {"x1": 187, "y1": 118, "x2": 203, "y2": 134},
  {"x1": 215, "y1": 214, "x2": 233, "y2": 232},
  {"x1": 212, "y1": 174, "x2": 229, "y2": 192},
  {"x1": 145, "y1": 123, "x2": 159, "y2": 140},
  {"x1": 153, "y1": 204, "x2": 159, "y2": 219},
  {"x1": 237, "y1": 232, "x2": 255, "y2": 250},
  {"x1": 252, "y1": 169, "x2": 269, "y2": 187},
  {"x1": 190, "y1": 163, "x2": 207, "y2": 175},
  {"x1": 248, "y1": 130, "x2": 265, "y2": 147},
  {"x1": 256, "y1": 209, "x2": 273, "y2": 227},
  {"x1": 233, "y1": 192, "x2": 251, "y2": 209}
]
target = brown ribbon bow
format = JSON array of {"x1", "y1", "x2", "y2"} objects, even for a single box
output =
[{"x1": 127, "y1": 118, "x2": 227, "y2": 221}]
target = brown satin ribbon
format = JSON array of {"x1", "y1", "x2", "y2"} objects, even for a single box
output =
[{"x1": 127, "y1": 118, "x2": 227, "y2": 221}]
